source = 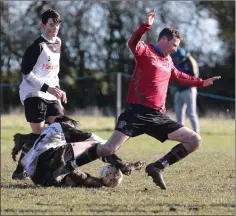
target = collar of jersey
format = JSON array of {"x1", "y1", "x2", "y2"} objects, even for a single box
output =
[
  {"x1": 41, "y1": 33, "x2": 56, "y2": 43},
  {"x1": 152, "y1": 44, "x2": 165, "y2": 57}
]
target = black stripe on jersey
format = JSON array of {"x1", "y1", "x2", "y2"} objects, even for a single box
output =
[
  {"x1": 21, "y1": 37, "x2": 43, "y2": 75},
  {"x1": 21, "y1": 36, "x2": 61, "y2": 75},
  {"x1": 60, "y1": 123, "x2": 92, "y2": 143}
]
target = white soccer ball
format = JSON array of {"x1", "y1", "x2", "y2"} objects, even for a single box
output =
[{"x1": 100, "y1": 165, "x2": 123, "y2": 188}]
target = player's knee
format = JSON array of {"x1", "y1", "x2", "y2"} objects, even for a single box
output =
[{"x1": 189, "y1": 132, "x2": 202, "y2": 151}]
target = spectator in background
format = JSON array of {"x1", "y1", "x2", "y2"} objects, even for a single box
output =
[{"x1": 171, "y1": 47, "x2": 200, "y2": 134}]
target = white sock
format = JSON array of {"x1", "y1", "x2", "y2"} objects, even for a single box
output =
[{"x1": 87, "y1": 133, "x2": 106, "y2": 144}]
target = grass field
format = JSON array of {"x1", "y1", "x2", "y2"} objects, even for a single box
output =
[{"x1": 1, "y1": 114, "x2": 235, "y2": 215}]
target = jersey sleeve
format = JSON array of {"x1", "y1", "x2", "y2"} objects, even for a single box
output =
[
  {"x1": 61, "y1": 123, "x2": 92, "y2": 143},
  {"x1": 127, "y1": 23, "x2": 151, "y2": 56},
  {"x1": 21, "y1": 42, "x2": 49, "y2": 92},
  {"x1": 170, "y1": 62, "x2": 204, "y2": 87}
]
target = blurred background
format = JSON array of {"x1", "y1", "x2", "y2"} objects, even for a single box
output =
[{"x1": 1, "y1": 1, "x2": 235, "y2": 118}]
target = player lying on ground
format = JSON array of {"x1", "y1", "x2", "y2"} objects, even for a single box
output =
[{"x1": 15, "y1": 115, "x2": 145, "y2": 187}]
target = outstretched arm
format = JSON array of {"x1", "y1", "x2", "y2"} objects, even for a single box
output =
[
  {"x1": 171, "y1": 64, "x2": 221, "y2": 87},
  {"x1": 202, "y1": 76, "x2": 221, "y2": 87}
]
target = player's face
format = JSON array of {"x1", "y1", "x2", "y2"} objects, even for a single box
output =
[
  {"x1": 162, "y1": 37, "x2": 180, "y2": 56},
  {"x1": 41, "y1": 18, "x2": 60, "y2": 39}
]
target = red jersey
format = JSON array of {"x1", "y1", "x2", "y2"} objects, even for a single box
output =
[{"x1": 126, "y1": 23, "x2": 204, "y2": 113}]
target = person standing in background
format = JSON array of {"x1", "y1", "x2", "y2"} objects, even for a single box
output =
[{"x1": 171, "y1": 47, "x2": 200, "y2": 134}]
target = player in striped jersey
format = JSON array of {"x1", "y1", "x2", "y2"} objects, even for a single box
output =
[{"x1": 12, "y1": 9, "x2": 66, "y2": 180}]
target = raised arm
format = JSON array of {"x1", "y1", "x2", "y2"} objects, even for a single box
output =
[{"x1": 127, "y1": 10, "x2": 156, "y2": 56}]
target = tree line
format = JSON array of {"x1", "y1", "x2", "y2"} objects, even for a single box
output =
[{"x1": 1, "y1": 1, "x2": 235, "y2": 115}]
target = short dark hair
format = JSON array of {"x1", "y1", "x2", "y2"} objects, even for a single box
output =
[
  {"x1": 54, "y1": 115, "x2": 79, "y2": 128},
  {"x1": 158, "y1": 27, "x2": 183, "y2": 41},
  {"x1": 41, "y1": 9, "x2": 61, "y2": 25}
]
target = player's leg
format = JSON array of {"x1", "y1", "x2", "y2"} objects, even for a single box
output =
[
  {"x1": 71, "y1": 140, "x2": 98, "y2": 157},
  {"x1": 12, "y1": 133, "x2": 39, "y2": 161},
  {"x1": 53, "y1": 131, "x2": 129, "y2": 182},
  {"x1": 45, "y1": 99, "x2": 64, "y2": 125},
  {"x1": 70, "y1": 137, "x2": 145, "y2": 176},
  {"x1": 99, "y1": 154, "x2": 146, "y2": 175},
  {"x1": 152, "y1": 126, "x2": 201, "y2": 169},
  {"x1": 57, "y1": 122, "x2": 135, "y2": 174},
  {"x1": 145, "y1": 112, "x2": 183, "y2": 189},
  {"x1": 54, "y1": 141, "x2": 134, "y2": 187},
  {"x1": 53, "y1": 104, "x2": 144, "y2": 182},
  {"x1": 53, "y1": 119, "x2": 136, "y2": 176},
  {"x1": 21, "y1": 99, "x2": 63, "y2": 153},
  {"x1": 71, "y1": 137, "x2": 145, "y2": 176},
  {"x1": 185, "y1": 88, "x2": 200, "y2": 134},
  {"x1": 12, "y1": 97, "x2": 46, "y2": 180},
  {"x1": 12, "y1": 97, "x2": 46, "y2": 152},
  {"x1": 146, "y1": 114, "x2": 201, "y2": 189},
  {"x1": 47, "y1": 144, "x2": 103, "y2": 188}
]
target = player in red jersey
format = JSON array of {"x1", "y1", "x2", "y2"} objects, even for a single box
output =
[{"x1": 53, "y1": 10, "x2": 221, "y2": 190}]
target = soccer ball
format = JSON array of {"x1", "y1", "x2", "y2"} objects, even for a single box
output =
[{"x1": 100, "y1": 165, "x2": 123, "y2": 188}]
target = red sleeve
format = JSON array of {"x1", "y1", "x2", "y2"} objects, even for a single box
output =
[
  {"x1": 127, "y1": 23, "x2": 151, "y2": 56},
  {"x1": 170, "y1": 63, "x2": 204, "y2": 87}
]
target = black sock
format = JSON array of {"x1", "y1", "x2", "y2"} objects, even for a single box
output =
[
  {"x1": 100, "y1": 154, "x2": 126, "y2": 169},
  {"x1": 15, "y1": 152, "x2": 25, "y2": 173},
  {"x1": 20, "y1": 134, "x2": 40, "y2": 154},
  {"x1": 74, "y1": 143, "x2": 99, "y2": 167},
  {"x1": 153, "y1": 144, "x2": 189, "y2": 169},
  {"x1": 19, "y1": 133, "x2": 40, "y2": 147},
  {"x1": 29, "y1": 133, "x2": 40, "y2": 142},
  {"x1": 20, "y1": 133, "x2": 31, "y2": 143},
  {"x1": 22, "y1": 139, "x2": 36, "y2": 153},
  {"x1": 19, "y1": 133, "x2": 39, "y2": 143},
  {"x1": 15, "y1": 134, "x2": 40, "y2": 172}
]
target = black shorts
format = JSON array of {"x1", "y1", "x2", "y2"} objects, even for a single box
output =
[
  {"x1": 24, "y1": 97, "x2": 63, "y2": 123},
  {"x1": 115, "y1": 104, "x2": 183, "y2": 143},
  {"x1": 31, "y1": 144, "x2": 74, "y2": 187}
]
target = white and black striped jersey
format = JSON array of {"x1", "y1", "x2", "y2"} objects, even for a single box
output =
[
  {"x1": 19, "y1": 34, "x2": 61, "y2": 104},
  {"x1": 21, "y1": 122, "x2": 66, "y2": 177},
  {"x1": 21, "y1": 122, "x2": 105, "y2": 177}
]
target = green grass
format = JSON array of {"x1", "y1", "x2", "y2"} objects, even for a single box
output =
[{"x1": 1, "y1": 114, "x2": 235, "y2": 215}]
